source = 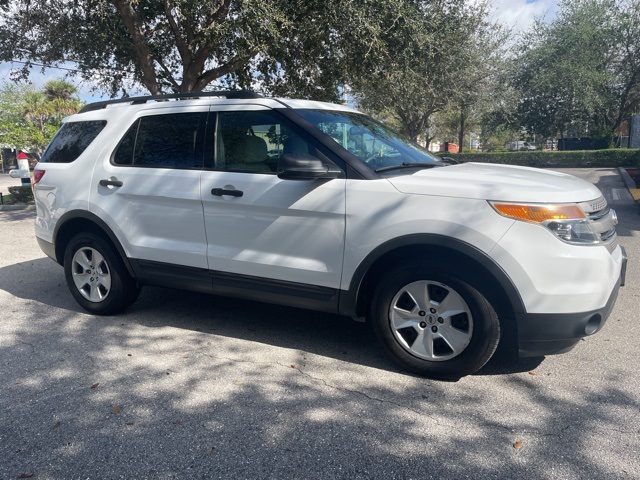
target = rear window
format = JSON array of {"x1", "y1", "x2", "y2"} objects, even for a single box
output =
[{"x1": 40, "y1": 121, "x2": 107, "y2": 163}]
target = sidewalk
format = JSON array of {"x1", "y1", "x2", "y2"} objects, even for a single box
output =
[{"x1": 0, "y1": 173, "x2": 21, "y2": 196}]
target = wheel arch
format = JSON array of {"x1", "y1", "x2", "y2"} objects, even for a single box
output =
[
  {"x1": 53, "y1": 211, "x2": 135, "y2": 277},
  {"x1": 340, "y1": 234, "x2": 525, "y2": 323}
]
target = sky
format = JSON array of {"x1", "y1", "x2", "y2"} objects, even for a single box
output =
[
  {"x1": 488, "y1": 0, "x2": 559, "y2": 32},
  {"x1": 0, "y1": 0, "x2": 560, "y2": 103}
]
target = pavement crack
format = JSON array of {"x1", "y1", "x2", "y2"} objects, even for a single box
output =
[
  {"x1": 290, "y1": 364, "x2": 430, "y2": 418},
  {"x1": 200, "y1": 350, "x2": 432, "y2": 418}
]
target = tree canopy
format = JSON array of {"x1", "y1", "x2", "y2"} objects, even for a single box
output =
[
  {"x1": 511, "y1": 0, "x2": 640, "y2": 142},
  {"x1": 0, "y1": 1, "x2": 504, "y2": 121},
  {"x1": 349, "y1": 0, "x2": 504, "y2": 142},
  {"x1": 0, "y1": 0, "x2": 355, "y2": 100}
]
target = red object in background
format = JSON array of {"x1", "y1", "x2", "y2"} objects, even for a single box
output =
[
  {"x1": 17, "y1": 151, "x2": 28, "y2": 160},
  {"x1": 441, "y1": 142, "x2": 459, "y2": 153}
]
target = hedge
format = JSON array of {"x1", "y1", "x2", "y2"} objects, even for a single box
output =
[
  {"x1": 436, "y1": 149, "x2": 640, "y2": 168},
  {"x1": 7, "y1": 186, "x2": 34, "y2": 204}
]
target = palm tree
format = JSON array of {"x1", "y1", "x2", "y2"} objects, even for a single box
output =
[
  {"x1": 18, "y1": 80, "x2": 84, "y2": 150},
  {"x1": 43, "y1": 79, "x2": 76, "y2": 101},
  {"x1": 22, "y1": 90, "x2": 50, "y2": 136}
]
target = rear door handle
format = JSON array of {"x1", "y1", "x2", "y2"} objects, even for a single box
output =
[
  {"x1": 99, "y1": 179, "x2": 123, "y2": 187},
  {"x1": 211, "y1": 188, "x2": 243, "y2": 198}
]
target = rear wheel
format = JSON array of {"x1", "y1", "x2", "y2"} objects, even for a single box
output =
[
  {"x1": 371, "y1": 262, "x2": 500, "y2": 379},
  {"x1": 64, "y1": 232, "x2": 140, "y2": 315}
]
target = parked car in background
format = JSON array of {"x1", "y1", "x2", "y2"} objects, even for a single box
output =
[{"x1": 506, "y1": 141, "x2": 536, "y2": 151}]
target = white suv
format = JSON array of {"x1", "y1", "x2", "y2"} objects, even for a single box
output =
[{"x1": 32, "y1": 91, "x2": 627, "y2": 379}]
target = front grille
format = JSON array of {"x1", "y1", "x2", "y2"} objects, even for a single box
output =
[
  {"x1": 587, "y1": 197, "x2": 608, "y2": 212},
  {"x1": 580, "y1": 196, "x2": 618, "y2": 252}
]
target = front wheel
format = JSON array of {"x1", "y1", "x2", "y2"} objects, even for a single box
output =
[
  {"x1": 64, "y1": 232, "x2": 140, "y2": 315},
  {"x1": 370, "y1": 263, "x2": 500, "y2": 379}
]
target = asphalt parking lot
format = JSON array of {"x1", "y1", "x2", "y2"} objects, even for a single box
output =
[{"x1": 1, "y1": 169, "x2": 639, "y2": 479}]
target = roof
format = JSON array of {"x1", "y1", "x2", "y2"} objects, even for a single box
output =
[{"x1": 76, "y1": 90, "x2": 359, "y2": 118}]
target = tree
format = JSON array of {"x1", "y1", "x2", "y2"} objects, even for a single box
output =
[
  {"x1": 451, "y1": 20, "x2": 508, "y2": 151},
  {"x1": 44, "y1": 79, "x2": 77, "y2": 101},
  {"x1": 511, "y1": 0, "x2": 640, "y2": 140},
  {"x1": 349, "y1": 0, "x2": 504, "y2": 143},
  {"x1": 0, "y1": 80, "x2": 83, "y2": 152},
  {"x1": 0, "y1": 0, "x2": 354, "y2": 99}
]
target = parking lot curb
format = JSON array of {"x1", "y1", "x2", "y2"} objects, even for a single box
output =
[
  {"x1": 0, "y1": 204, "x2": 35, "y2": 212},
  {"x1": 618, "y1": 167, "x2": 640, "y2": 203},
  {"x1": 618, "y1": 167, "x2": 636, "y2": 189}
]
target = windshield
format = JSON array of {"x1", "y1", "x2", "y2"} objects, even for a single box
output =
[{"x1": 295, "y1": 109, "x2": 441, "y2": 171}]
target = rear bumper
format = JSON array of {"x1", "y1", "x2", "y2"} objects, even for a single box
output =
[
  {"x1": 36, "y1": 236, "x2": 58, "y2": 263},
  {"x1": 517, "y1": 246, "x2": 626, "y2": 357}
]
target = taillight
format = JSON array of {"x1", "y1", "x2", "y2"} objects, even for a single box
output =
[{"x1": 32, "y1": 169, "x2": 45, "y2": 185}]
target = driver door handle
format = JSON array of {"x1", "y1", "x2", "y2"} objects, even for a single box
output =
[
  {"x1": 211, "y1": 188, "x2": 243, "y2": 198},
  {"x1": 99, "y1": 179, "x2": 123, "y2": 187}
]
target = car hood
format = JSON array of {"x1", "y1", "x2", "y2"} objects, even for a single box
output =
[{"x1": 386, "y1": 162, "x2": 602, "y2": 203}]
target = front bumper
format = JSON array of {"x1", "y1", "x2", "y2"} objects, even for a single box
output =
[{"x1": 517, "y1": 246, "x2": 627, "y2": 357}]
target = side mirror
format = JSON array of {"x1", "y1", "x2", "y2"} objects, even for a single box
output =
[{"x1": 277, "y1": 154, "x2": 341, "y2": 180}]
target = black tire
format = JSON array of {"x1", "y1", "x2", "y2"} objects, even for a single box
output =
[
  {"x1": 64, "y1": 232, "x2": 140, "y2": 315},
  {"x1": 370, "y1": 262, "x2": 500, "y2": 379}
]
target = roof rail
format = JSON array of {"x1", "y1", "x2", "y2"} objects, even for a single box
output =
[{"x1": 79, "y1": 90, "x2": 263, "y2": 113}]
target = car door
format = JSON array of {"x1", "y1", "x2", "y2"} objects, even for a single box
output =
[
  {"x1": 200, "y1": 106, "x2": 346, "y2": 303},
  {"x1": 90, "y1": 106, "x2": 209, "y2": 272}
]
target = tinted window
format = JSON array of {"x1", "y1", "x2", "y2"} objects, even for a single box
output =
[
  {"x1": 40, "y1": 121, "x2": 106, "y2": 163},
  {"x1": 113, "y1": 120, "x2": 138, "y2": 165},
  {"x1": 113, "y1": 112, "x2": 205, "y2": 168}
]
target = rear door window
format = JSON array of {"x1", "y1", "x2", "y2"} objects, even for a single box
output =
[{"x1": 113, "y1": 112, "x2": 206, "y2": 169}]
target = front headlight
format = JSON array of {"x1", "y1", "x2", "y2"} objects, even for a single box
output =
[{"x1": 490, "y1": 202, "x2": 600, "y2": 245}]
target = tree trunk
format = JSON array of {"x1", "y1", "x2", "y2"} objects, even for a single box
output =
[
  {"x1": 458, "y1": 107, "x2": 466, "y2": 152},
  {"x1": 111, "y1": 0, "x2": 161, "y2": 94}
]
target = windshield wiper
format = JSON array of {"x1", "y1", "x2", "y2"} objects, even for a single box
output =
[{"x1": 375, "y1": 161, "x2": 449, "y2": 173}]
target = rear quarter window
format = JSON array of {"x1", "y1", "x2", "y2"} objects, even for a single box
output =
[{"x1": 40, "y1": 121, "x2": 107, "y2": 163}]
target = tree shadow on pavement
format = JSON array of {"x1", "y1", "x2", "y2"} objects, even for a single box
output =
[
  {"x1": 0, "y1": 256, "x2": 545, "y2": 378},
  {"x1": 1, "y1": 278, "x2": 637, "y2": 479}
]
